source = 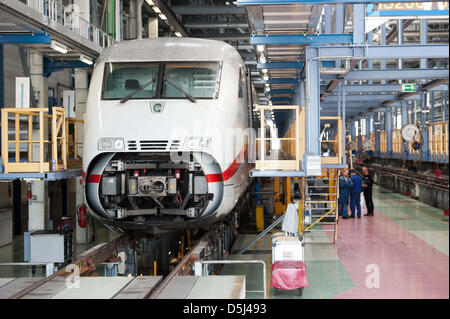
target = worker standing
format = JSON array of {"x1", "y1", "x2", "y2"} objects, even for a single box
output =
[
  {"x1": 338, "y1": 169, "x2": 353, "y2": 219},
  {"x1": 349, "y1": 169, "x2": 362, "y2": 218},
  {"x1": 362, "y1": 167, "x2": 375, "y2": 216}
]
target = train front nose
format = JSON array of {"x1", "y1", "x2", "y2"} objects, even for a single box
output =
[{"x1": 84, "y1": 150, "x2": 224, "y2": 225}]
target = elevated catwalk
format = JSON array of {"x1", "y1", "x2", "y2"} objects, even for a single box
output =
[{"x1": 222, "y1": 185, "x2": 449, "y2": 299}]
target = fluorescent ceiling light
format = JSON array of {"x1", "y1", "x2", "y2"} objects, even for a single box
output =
[
  {"x1": 256, "y1": 45, "x2": 265, "y2": 52},
  {"x1": 262, "y1": 68, "x2": 268, "y2": 73},
  {"x1": 159, "y1": 13, "x2": 167, "y2": 20},
  {"x1": 146, "y1": 0, "x2": 154, "y2": 5},
  {"x1": 79, "y1": 54, "x2": 93, "y2": 65},
  {"x1": 263, "y1": 74, "x2": 269, "y2": 81},
  {"x1": 50, "y1": 40, "x2": 67, "y2": 54},
  {"x1": 152, "y1": 6, "x2": 161, "y2": 13},
  {"x1": 259, "y1": 55, "x2": 266, "y2": 64},
  {"x1": 175, "y1": 31, "x2": 182, "y2": 37}
]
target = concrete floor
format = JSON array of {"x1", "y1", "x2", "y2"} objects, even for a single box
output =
[
  {"x1": 221, "y1": 186, "x2": 449, "y2": 299},
  {"x1": 1, "y1": 186, "x2": 448, "y2": 299}
]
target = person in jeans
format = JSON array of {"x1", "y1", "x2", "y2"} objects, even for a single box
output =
[
  {"x1": 338, "y1": 169, "x2": 353, "y2": 219},
  {"x1": 362, "y1": 166, "x2": 375, "y2": 216},
  {"x1": 349, "y1": 169, "x2": 362, "y2": 218}
]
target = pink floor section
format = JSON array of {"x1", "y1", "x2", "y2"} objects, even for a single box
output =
[{"x1": 334, "y1": 212, "x2": 449, "y2": 299}]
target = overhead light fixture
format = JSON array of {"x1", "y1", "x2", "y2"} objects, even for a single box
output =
[
  {"x1": 159, "y1": 13, "x2": 168, "y2": 20},
  {"x1": 264, "y1": 86, "x2": 270, "y2": 92},
  {"x1": 50, "y1": 40, "x2": 67, "y2": 54},
  {"x1": 152, "y1": 6, "x2": 161, "y2": 13},
  {"x1": 146, "y1": 0, "x2": 154, "y2": 5},
  {"x1": 175, "y1": 31, "x2": 182, "y2": 37},
  {"x1": 256, "y1": 45, "x2": 265, "y2": 52},
  {"x1": 262, "y1": 68, "x2": 268, "y2": 73},
  {"x1": 79, "y1": 54, "x2": 93, "y2": 65},
  {"x1": 259, "y1": 55, "x2": 266, "y2": 64},
  {"x1": 263, "y1": 74, "x2": 269, "y2": 81}
]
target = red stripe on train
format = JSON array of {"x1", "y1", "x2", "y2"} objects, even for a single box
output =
[
  {"x1": 87, "y1": 174, "x2": 102, "y2": 183},
  {"x1": 205, "y1": 145, "x2": 247, "y2": 183}
]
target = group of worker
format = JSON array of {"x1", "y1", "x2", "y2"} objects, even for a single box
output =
[{"x1": 338, "y1": 167, "x2": 374, "y2": 219}]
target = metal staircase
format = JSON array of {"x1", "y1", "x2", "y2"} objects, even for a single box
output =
[{"x1": 302, "y1": 170, "x2": 339, "y2": 243}]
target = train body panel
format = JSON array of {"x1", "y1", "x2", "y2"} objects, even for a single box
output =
[{"x1": 83, "y1": 38, "x2": 252, "y2": 230}]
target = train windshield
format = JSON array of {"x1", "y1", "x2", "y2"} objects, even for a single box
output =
[
  {"x1": 102, "y1": 62, "x2": 159, "y2": 100},
  {"x1": 162, "y1": 62, "x2": 221, "y2": 99}
]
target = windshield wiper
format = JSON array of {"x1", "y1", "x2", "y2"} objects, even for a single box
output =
[
  {"x1": 163, "y1": 78, "x2": 196, "y2": 103},
  {"x1": 120, "y1": 77, "x2": 156, "y2": 103}
]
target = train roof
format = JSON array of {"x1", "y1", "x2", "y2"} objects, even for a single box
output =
[{"x1": 97, "y1": 37, "x2": 243, "y2": 64}]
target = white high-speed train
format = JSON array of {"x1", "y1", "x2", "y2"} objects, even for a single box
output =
[{"x1": 83, "y1": 38, "x2": 253, "y2": 230}]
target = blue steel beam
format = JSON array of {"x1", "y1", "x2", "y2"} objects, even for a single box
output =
[
  {"x1": 324, "y1": 94, "x2": 421, "y2": 102},
  {"x1": 250, "y1": 34, "x2": 353, "y2": 45},
  {"x1": 344, "y1": 69, "x2": 449, "y2": 81},
  {"x1": 257, "y1": 61, "x2": 335, "y2": 69},
  {"x1": 264, "y1": 78, "x2": 299, "y2": 84},
  {"x1": 257, "y1": 62, "x2": 304, "y2": 69},
  {"x1": 271, "y1": 97, "x2": 293, "y2": 102},
  {"x1": 267, "y1": 89, "x2": 295, "y2": 95},
  {"x1": 322, "y1": 84, "x2": 449, "y2": 93},
  {"x1": 307, "y1": 44, "x2": 449, "y2": 60},
  {"x1": 43, "y1": 58, "x2": 94, "y2": 77},
  {"x1": 0, "y1": 33, "x2": 50, "y2": 44}
]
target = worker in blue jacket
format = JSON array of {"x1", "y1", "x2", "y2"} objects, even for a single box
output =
[
  {"x1": 349, "y1": 169, "x2": 363, "y2": 218},
  {"x1": 338, "y1": 169, "x2": 353, "y2": 219}
]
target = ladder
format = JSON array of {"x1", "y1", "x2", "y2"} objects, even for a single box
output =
[{"x1": 302, "y1": 170, "x2": 339, "y2": 243}]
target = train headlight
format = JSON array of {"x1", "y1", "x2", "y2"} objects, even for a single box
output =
[
  {"x1": 98, "y1": 137, "x2": 125, "y2": 151},
  {"x1": 183, "y1": 137, "x2": 211, "y2": 150}
]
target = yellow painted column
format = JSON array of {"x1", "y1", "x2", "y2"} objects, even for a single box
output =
[
  {"x1": 256, "y1": 205, "x2": 264, "y2": 232},
  {"x1": 329, "y1": 170, "x2": 336, "y2": 202}
]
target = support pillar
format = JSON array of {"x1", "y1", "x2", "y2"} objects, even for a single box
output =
[
  {"x1": 129, "y1": 0, "x2": 137, "y2": 39},
  {"x1": 148, "y1": 18, "x2": 158, "y2": 38},
  {"x1": 380, "y1": 24, "x2": 387, "y2": 84},
  {"x1": 305, "y1": 48, "x2": 320, "y2": 158},
  {"x1": 398, "y1": 19, "x2": 404, "y2": 84},
  {"x1": 334, "y1": 4, "x2": 345, "y2": 67},
  {"x1": 421, "y1": 93, "x2": 429, "y2": 161},
  {"x1": 28, "y1": 51, "x2": 48, "y2": 232},
  {"x1": 137, "y1": 0, "x2": 144, "y2": 39},
  {"x1": 386, "y1": 107, "x2": 392, "y2": 157},
  {"x1": 420, "y1": 20, "x2": 428, "y2": 72}
]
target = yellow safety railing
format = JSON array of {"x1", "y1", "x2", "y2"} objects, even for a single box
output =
[
  {"x1": 429, "y1": 121, "x2": 448, "y2": 161},
  {"x1": 320, "y1": 117, "x2": 343, "y2": 165},
  {"x1": 1, "y1": 107, "x2": 84, "y2": 173},
  {"x1": 380, "y1": 131, "x2": 387, "y2": 153},
  {"x1": 255, "y1": 104, "x2": 303, "y2": 171},
  {"x1": 66, "y1": 116, "x2": 84, "y2": 167},
  {"x1": 392, "y1": 129, "x2": 402, "y2": 154}
]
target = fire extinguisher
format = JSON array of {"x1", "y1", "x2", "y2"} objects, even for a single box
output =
[{"x1": 77, "y1": 204, "x2": 87, "y2": 228}]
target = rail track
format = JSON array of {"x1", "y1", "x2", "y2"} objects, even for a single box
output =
[
  {"x1": 3, "y1": 222, "x2": 236, "y2": 299},
  {"x1": 354, "y1": 163, "x2": 449, "y2": 191}
]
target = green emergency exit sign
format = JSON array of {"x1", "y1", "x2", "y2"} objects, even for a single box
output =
[{"x1": 401, "y1": 84, "x2": 417, "y2": 92}]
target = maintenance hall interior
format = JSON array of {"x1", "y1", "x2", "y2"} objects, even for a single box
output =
[{"x1": 0, "y1": 0, "x2": 448, "y2": 300}]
